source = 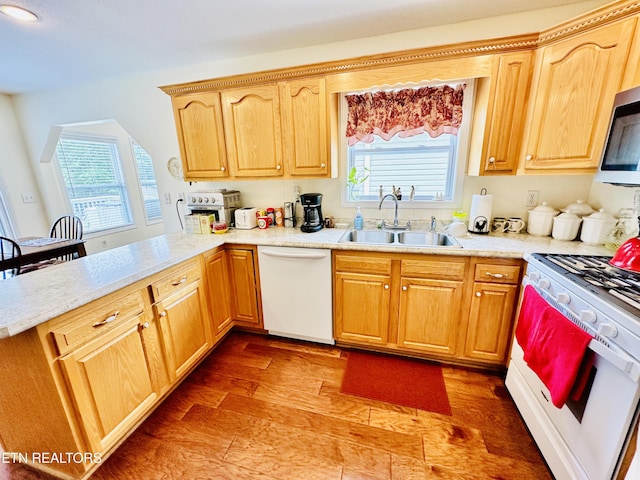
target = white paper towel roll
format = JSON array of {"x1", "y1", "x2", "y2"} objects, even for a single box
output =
[{"x1": 469, "y1": 193, "x2": 493, "y2": 234}]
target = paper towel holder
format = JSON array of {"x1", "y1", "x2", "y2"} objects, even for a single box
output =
[{"x1": 468, "y1": 188, "x2": 492, "y2": 234}]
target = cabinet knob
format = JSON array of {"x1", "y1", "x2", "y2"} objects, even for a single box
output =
[
  {"x1": 475, "y1": 291, "x2": 482, "y2": 297},
  {"x1": 525, "y1": 154, "x2": 533, "y2": 161},
  {"x1": 160, "y1": 311, "x2": 167, "y2": 317},
  {"x1": 221, "y1": 166, "x2": 226, "y2": 172},
  {"x1": 140, "y1": 322, "x2": 150, "y2": 330},
  {"x1": 384, "y1": 284, "x2": 389, "y2": 290},
  {"x1": 402, "y1": 285, "x2": 408, "y2": 291},
  {"x1": 276, "y1": 164, "x2": 282, "y2": 170},
  {"x1": 171, "y1": 276, "x2": 187, "y2": 286},
  {"x1": 487, "y1": 157, "x2": 496, "y2": 169},
  {"x1": 321, "y1": 163, "x2": 326, "y2": 168}
]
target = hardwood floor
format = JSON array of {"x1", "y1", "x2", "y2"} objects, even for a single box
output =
[{"x1": 2, "y1": 331, "x2": 552, "y2": 479}]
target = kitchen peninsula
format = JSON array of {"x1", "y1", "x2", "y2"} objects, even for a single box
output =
[{"x1": 0, "y1": 229, "x2": 610, "y2": 479}]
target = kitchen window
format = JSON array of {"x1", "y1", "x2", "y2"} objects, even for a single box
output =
[
  {"x1": 131, "y1": 141, "x2": 162, "y2": 224},
  {"x1": 342, "y1": 80, "x2": 473, "y2": 207},
  {"x1": 55, "y1": 134, "x2": 132, "y2": 234}
]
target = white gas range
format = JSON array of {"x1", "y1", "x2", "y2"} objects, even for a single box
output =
[{"x1": 506, "y1": 253, "x2": 640, "y2": 480}]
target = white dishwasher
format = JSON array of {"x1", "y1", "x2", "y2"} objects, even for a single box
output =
[{"x1": 257, "y1": 246, "x2": 334, "y2": 345}]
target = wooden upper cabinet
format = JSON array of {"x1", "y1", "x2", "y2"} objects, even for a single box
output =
[
  {"x1": 280, "y1": 78, "x2": 329, "y2": 176},
  {"x1": 171, "y1": 91, "x2": 228, "y2": 180},
  {"x1": 521, "y1": 18, "x2": 636, "y2": 172},
  {"x1": 480, "y1": 51, "x2": 533, "y2": 175},
  {"x1": 222, "y1": 84, "x2": 285, "y2": 177}
]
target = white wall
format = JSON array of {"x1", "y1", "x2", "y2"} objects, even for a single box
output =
[
  {"x1": 5, "y1": 0, "x2": 625, "y2": 243},
  {"x1": 0, "y1": 94, "x2": 48, "y2": 236}
]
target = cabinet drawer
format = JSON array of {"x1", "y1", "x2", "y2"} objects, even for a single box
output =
[
  {"x1": 474, "y1": 263, "x2": 521, "y2": 284},
  {"x1": 51, "y1": 290, "x2": 146, "y2": 356},
  {"x1": 401, "y1": 258, "x2": 466, "y2": 281},
  {"x1": 150, "y1": 260, "x2": 201, "y2": 301},
  {"x1": 334, "y1": 254, "x2": 392, "y2": 275}
]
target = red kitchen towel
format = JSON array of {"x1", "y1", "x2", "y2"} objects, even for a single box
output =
[{"x1": 515, "y1": 285, "x2": 594, "y2": 408}]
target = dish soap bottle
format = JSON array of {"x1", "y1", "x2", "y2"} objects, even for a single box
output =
[{"x1": 354, "y1": 206, "x2": 363, "y2": 231}]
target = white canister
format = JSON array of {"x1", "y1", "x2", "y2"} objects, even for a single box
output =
[
  {"x1": 552, "y1": 210, "x2": 582, "y2": 241},
  {"x1": 580, "y1": 209, "x2": 617, "y2": 245},
  {"x1": 527, "y1": 202, "x2": 558, "y2": 236},
  {"x1": 562, "y1": 199, "x2": 595, "y2": 217}
]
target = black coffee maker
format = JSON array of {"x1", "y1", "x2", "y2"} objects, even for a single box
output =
[{"x1": 300, "y1": 193, "x2": 323, "y2": 232}]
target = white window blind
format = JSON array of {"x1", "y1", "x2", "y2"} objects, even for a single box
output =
[
  {"x1": 349, "y1": 134, "x2": 457, "y2": 201},
  {"x1": 131, "y1": 142, "x2": 162, "y2": 223},
  {"x1": 56, "y1": 135, "x2": 132, "y2": 234}
]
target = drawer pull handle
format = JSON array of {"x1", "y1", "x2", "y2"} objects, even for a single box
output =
[
  {"x1": 172, "y1": 276, "x2": 187, "y2": 286},
  {"x1": 485, "y1": 272, "x2": 508, "y2": 278},
  {"x1": 93, "y1": 311, "x2": 119, "y2": 327}
]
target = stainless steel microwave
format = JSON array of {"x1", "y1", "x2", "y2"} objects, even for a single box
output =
[{"x1": 596, "y1": 85, "x2": 640, "y2": 186}]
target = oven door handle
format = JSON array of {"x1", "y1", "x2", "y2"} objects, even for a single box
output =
[{"x1": 589, "y1": 339, "x2": 640, "y2": 383}]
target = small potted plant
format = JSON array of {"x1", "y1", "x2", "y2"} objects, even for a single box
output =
[{"x1": 347, "y1": 166, "x2": 370, "y2": 201}]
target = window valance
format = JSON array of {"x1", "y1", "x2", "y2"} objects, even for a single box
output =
[{"x1": 345, "y1": 84, "x2": 465, "y2": 146}]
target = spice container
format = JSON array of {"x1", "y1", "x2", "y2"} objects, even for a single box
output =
[
  {"x1": 275, "y1": 207, "x2": 284, "y2": 227},
  {"x1": 266, "y1": 207, "x2": 275, "y2": 226}
]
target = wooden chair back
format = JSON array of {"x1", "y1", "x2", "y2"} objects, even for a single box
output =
[{"x1": 0, "y1": 236, "x2": 21, "y2": 279}]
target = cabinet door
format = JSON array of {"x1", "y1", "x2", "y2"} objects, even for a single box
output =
[
  {"x1": 60, "y1": 314, "x2": 158, "y2": 453},
  {"x1": 280, "y1": 78, "x2": 329, "y2": 176},
  {"x1": 481, "y1": 51, "x2": 533, "y2": 174},
  {"x1": 397, "y1": 278, "x2": 463, "y2": 356},
  {"x1": 204, "y1": 249, "x2": 233, "y2": 339},
  {"x1": 334, "y1": 272, "x2": 391, "y2": 345},
  {"x1": 156, "y1": 280, "x2": 212, "y2": 381},
  {"x1": 227, "y1": 247, "x2": 262, "y2": 327},
  {"x1": 464, "y1": 283, "x2": 517, "y2": 363},
  {"x1": 522, "y1": 19, "x2": 635, "y2": 171},
  {"x1": 222, "y1": 84, "x2": 284, "y2": 177},
  {"x1": 171, "y1": 91, "x2": 229, "y2": 179}
]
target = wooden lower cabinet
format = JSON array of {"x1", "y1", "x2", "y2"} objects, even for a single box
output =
[
  {"x1": 59, "y1": 313, "x2": 158, "y2": 453},
  {"x1": 333, "y1": 251, "x2": 522, "y2": 367},
  {"x1": 462, "y1": 260, "x2": 521, "y2": 363},
  {"x1": 154, "y1": 280, "x2": 212, "y2": 381},
  {"x1": 0, "y1": 257, "x2": 220, "y2": 479},
  {"x1": 203, "y1": 247, "x2": 234, "y2": 339},
  {"x1": 226, "y1": 245, "x2": 263, "y2": 329},
  {"x1": 397, "y1": 277, "x2": 464, "y2": 356},
  {"x1": 334, "y1": 271, "x2": 391, "y2": 345}
]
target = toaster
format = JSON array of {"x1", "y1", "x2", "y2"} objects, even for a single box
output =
[{"x1": 235, "y1": 207, "x2": 258, "y2": 229}]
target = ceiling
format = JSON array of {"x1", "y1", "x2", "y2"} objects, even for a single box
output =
[{"x1": 0, "y1": 0, "x2": 610, "y2": 95}]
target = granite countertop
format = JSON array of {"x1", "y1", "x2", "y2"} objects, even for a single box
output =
[{"x1": 0, "y1": 227, "x2": 611, "y2": 339}]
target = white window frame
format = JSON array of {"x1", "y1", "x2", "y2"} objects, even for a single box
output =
[
  {"x1": 130, "y1": 140, "x2": 162, "y2": 225},
  {"x1": 340, "y1": 79, "x2": 475, "y2": 209},
  {"x1": 55, "y1": 133, "x2": 134, "y2": 235}
]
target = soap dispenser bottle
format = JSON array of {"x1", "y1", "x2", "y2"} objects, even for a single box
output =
[{"x1": 354, "y1": 206, "x2": 363, "y2": 231}]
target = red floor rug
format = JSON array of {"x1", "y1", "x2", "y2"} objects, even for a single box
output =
[{"x1": 340, "y1": 351, "x2": 452, "y2": 415}]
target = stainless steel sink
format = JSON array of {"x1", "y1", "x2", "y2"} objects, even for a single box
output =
[
  {"x1": 341, "y1": 229, "x2": 395, "y2": 244},
  {"x1": 338, "y1": 228, "x2": 461, "y2": 248},
  {"x1": 397, "y1": 231, "x2": 458, "y2": 247}
]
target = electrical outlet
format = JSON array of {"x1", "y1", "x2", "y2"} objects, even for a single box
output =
[
  {"x1": 21, "y1": 193, "x2": 35, "y2": 203},
  {"x1": 526, "y1": 190, "x2": 539, "y2": 207},
  {"x1": 293, "y1": 185, "x2": 301, "y2": 199},
  {"x1": 178, "y1": 192, "x2": 185, "y2": 201},
  {"x1": 164, "y1": 193, "x2": 172, "y2": 204}
]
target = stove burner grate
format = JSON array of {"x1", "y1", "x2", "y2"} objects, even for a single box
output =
[{"x1": 535, "y1": 254, "x2": 640, "y2": 313}]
